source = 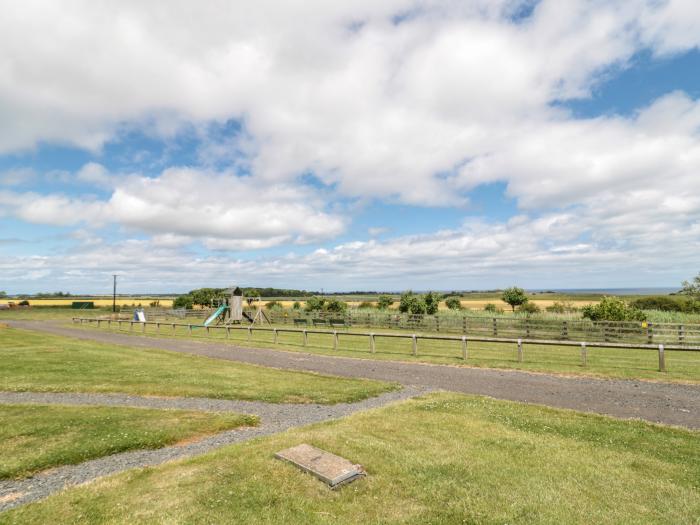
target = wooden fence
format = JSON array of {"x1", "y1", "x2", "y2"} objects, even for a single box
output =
[
  {"x1": 73, "y1": 317, "x2": 700, "y2": 372},
  {"x1": 263, "y1": 310, "x2": 700, "y2": 346}
]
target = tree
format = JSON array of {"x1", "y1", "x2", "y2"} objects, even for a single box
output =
[
  {"x1": 376, "y1": 295, "x2": 394, "y2": 310},
  {"x1": 680, "y1": 272, "x2": 700, "y2": 298},
  {"x1": 501, "y1": 287, "x2": 528, "y2": 312},
  {"x1": 173, "y1": 295, "x2": 194, "y2": 309},
  {"x1": 581, "y1": 296, "x2": 646, "y2": 322},
  {"x1": 0, "y1": 291, "x2": 6, "y2": 298},
  {"x1": 445, "y1": 296, "x2": 462, "y2": 310},
  {"x1": 424, "y1": 291, "x2": 440, "y2": 315}
]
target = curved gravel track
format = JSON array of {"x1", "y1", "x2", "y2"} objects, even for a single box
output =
[
  {"x1": 6, "y1": 320, "x2": 699, "y2": 429},
  {"x1": 0, "y1": 387, "x2": 429, "y2": 512}
]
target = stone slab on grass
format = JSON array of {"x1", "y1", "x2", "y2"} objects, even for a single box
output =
[{"x1": 274, "y1": 444, "x2": 365, "y2": 488}]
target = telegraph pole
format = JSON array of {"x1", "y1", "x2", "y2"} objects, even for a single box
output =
[{"x1": 112, "y1": 275, "x2": 117, "y2": 313}]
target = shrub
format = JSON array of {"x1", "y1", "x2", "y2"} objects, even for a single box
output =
[
  {"x1": 445, "y1": 296, "x2": 463, "y2": 310},
  {"x1": 484, "y1": 303, "x2": 497, "y2": 313},
  {"x1": 358, "y1": 301, "x2": 374, "y2": 309},
  {"x1": 630, "y1": 296, "x2": 684, "y2": 312},
  {"x1": 546, "y1": 301, "x2": 577, "y2": 314},
  {"x1": 325, "y1": 299, "x2": 347, "y2": 313},
  {"x1": 292, "y1": 301, "x2": 301, "y2": 310},
  {"x1": 424, "y1": 291, "x2": 440, "y2": 315},
  {"x1": 581, "y1": 297, "x2": 646, "y2": 322},
  {"x1": 519, "y1": 302, "x2": 540, "y2": 314},
  {"x1": 501, "y1": 287, "x2": 528, "y2": 312},
  {"x1": 304, "y1": 297, "x2": 326, "y2": 312},
  {"x1": 680, "y1": 272, "x2": 700, "y2": 298},
  {"x1": 265, "y1": 301, "x2": 282, "y2": 310},
  {"x1": 18, "y1": 300, "x2": 30, "y2": 306},
  {"x1": 399, "y1": 291, "x2": 426, "y2": 314},
  {"x1": 376, "y1": 295, "x2": 394, "y2": 310}
]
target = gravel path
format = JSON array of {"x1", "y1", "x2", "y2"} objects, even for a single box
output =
[
  {"x1": 0, "y1": 386, "x2": 429, "y2": 512},
  {"x1": 7, "y1": 320, "x2": 699, "y2": 429}
]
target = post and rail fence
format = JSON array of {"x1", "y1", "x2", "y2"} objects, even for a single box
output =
[{"x1": 73, "y1": 317, "x2": 700, "y2": 372}]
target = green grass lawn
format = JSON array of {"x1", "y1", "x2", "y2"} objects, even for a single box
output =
[
  {"x1": 83, "y1": 320, "x2": 700, "y2": 383},
  {"x1": 0, "y1": 328, "x2": 397, "y2": 404},
  {"x1": 0, "y1": 404, "x2": 257, "y2": 480},
  {"x1": 3, "y1": 393, "x2": 698, "y2": 524}
]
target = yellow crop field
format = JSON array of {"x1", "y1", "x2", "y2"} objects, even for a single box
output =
[{"x1": 20, "y1": 298, "x2": 174, "y2": 308}]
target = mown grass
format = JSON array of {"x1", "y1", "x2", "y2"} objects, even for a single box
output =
[
  {"x1": 3, "y1": 392, "x2": 698, "y2": 524},
  {"x1": 84, "y1": 320, "x2": 700, "y2": 383},
  {"x1": 0, "y1": 328, "x2": 397, "y2": 404},
  {"x1": 0, "y1": 404, "x2": 256, "y2": 480}
]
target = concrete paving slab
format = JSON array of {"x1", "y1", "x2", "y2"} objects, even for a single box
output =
[{"x1": 275, "y1": 444, "x2": 365, "y2": 488}]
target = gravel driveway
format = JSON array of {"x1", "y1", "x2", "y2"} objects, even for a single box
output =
[{"x1": 7, "y1": 320, "x2": 698, "y2": 429}]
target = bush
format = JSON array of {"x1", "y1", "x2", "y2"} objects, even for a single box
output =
[
  {"x1": 484, "y1": 303, "x2": 497, "y2": 313},
  {"x1": 304, "y1": 297, "x2": 326, "y2": 312},
  {"x1": 325, "y1": 299, "x2": 347, "y2": 313},
  {"x1": 265, "y1": 301, "x2": 282, "y2": 310},
  {"x1": 18, "y1": 300, "x2": 30, "y2": 306},
  {"x1": 581, "y1": 297, "x2": 646, "y2": 322},
  {"x1": 424, "y1": 291, "x2": 440, "y2": 315},
  {"x1": 376, "y1": 295, "x2": 394, "y2": 310},
  {"x1": 546, "y1": 301, "x2": 577, "y2": 313},
  {"x1": 173, "y1": 295, "x2": 194, "y2": 310},
  {"x1": 519, "y1": 302, "x2": 540, "y2": 314},
  {"x1": 445, "y1": 296, "x2": 463, "y2": 310},
  {"x1": 630, "y1": 296, "x2": 685, "y2": 312},
  {"x1": 358, "y1": 301, "x2": 374, "y2": 309},
  {"x1": 501, "y1": 287, "x2": 528, "y2": 312},
  {"x1": 292, "y1": 301, "x2": 301, "y2": 310},
  {"x1": 399, "y1": 291, "x2": 426, "y2": 314}
]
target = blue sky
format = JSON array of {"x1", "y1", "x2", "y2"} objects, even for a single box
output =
[{"x1": 1, "y1": 0, "x2": 699, "y2": 294}]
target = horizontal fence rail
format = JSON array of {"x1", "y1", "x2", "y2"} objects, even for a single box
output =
[
  {"x1": 73, "y1": 317, "x2": 700, "y2": 372},
  {"x1": 264, "y1": 310, "x2": 700, "y2": 346}
]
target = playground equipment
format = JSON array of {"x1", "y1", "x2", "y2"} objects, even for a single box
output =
[{"x1": 204, "y1": 304, "x2": 227, "y2": 327}]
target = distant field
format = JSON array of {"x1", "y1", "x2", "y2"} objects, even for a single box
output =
[{"x1": 3, "y1": 298, "x2": 174, "y2": 307}]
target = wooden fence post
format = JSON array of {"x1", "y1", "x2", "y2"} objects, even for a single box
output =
[
  {"x1": 130, "y1": 321, "x2": 134, "y2": 332},
  {"x1": 247, "y1": 327, "x2": 252, "y2": 343},
  {"x1": 462, "y1": 316, "x2": 467, "y2": 334},
  {"x1": 188, "y1": 324, "x2": 192, "y2": 336},
  {"x1": 461, "y1": 336, "x2": 468, "y2": 360},
  {"x1": 172, "y1": 323, "x2": 176, "y2": 333},
  {"x1": 678, "y1": 325, "x2": 684, "y2": 344},
  {"x1": 369, "y1": 333, "x2": 375, "y2": 353},
  {"x1": 580, "y1": 342, "x2": 587, "y2": 367},
  {"x1": 646, "y1": 323, "x2": 653, "y2": 344},
  {"x1": 156, "y1": 322, "x2": 160, "y2": 333},
  {"x1": 517, "y1": 338, "x2": 523, "y2": 362},
  {"x1": 273, "y1": 328, "x2": 278, "y2": 344},
  {"x1": 303, "y1": 329, "x2": 307, "y2": 347},
  {"x1": 333, "y1": 331, "x2": 338, "y2": 350},
  {"x1": 658, "y1": 344, "x2": 666, "y2": 372},
  {"x1": 492, "y1": 318, "x2": 497, "y2": 336},
  {"x1": 412, "y1": 335, "x2": 417, "y2": 356},
  {"x1": 561, "y1": 321, "x2": 568, "y2": 339},
  {"x1": 226, "y1": 327, "x2": 230, "y2": 339}
]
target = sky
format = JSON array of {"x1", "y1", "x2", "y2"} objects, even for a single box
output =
[{"x1": 1, "y1": 0, "x2": 699, "y2": 294}]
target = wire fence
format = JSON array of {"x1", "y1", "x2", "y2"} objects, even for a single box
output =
[{"x1": 73, "y1": 317, "x2": 700, "y2": 372}]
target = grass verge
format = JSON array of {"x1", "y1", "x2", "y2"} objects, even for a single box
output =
[
  {"x1": 0, "y1": 328, "x2": 397, "y2": 404},
  {"x1": 80, "y1": 320, "x2": 700, "y2": 383},
  {"x1": 3, "y1": 392, "x2": 698, "y2": 524},
  {"x1": 0, "y1": 404, "x2": 256, "y2": 479}
]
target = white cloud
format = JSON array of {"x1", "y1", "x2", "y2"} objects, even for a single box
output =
[{"x1": 0, "y1": 168, "x2": 345, "y2": 249}]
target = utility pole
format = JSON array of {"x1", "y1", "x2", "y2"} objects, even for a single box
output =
[{"x1": 112, "y1": 275, "x2": 117, "y2": 313}]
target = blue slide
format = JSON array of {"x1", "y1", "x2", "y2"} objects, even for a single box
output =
[{"x1": 203, "y1": 305, "x2": 227, "y2": 327}]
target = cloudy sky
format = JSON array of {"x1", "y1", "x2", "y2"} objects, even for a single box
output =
[{"x1": 1, "y1": 0, "x2": 699, "y2": 294}]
